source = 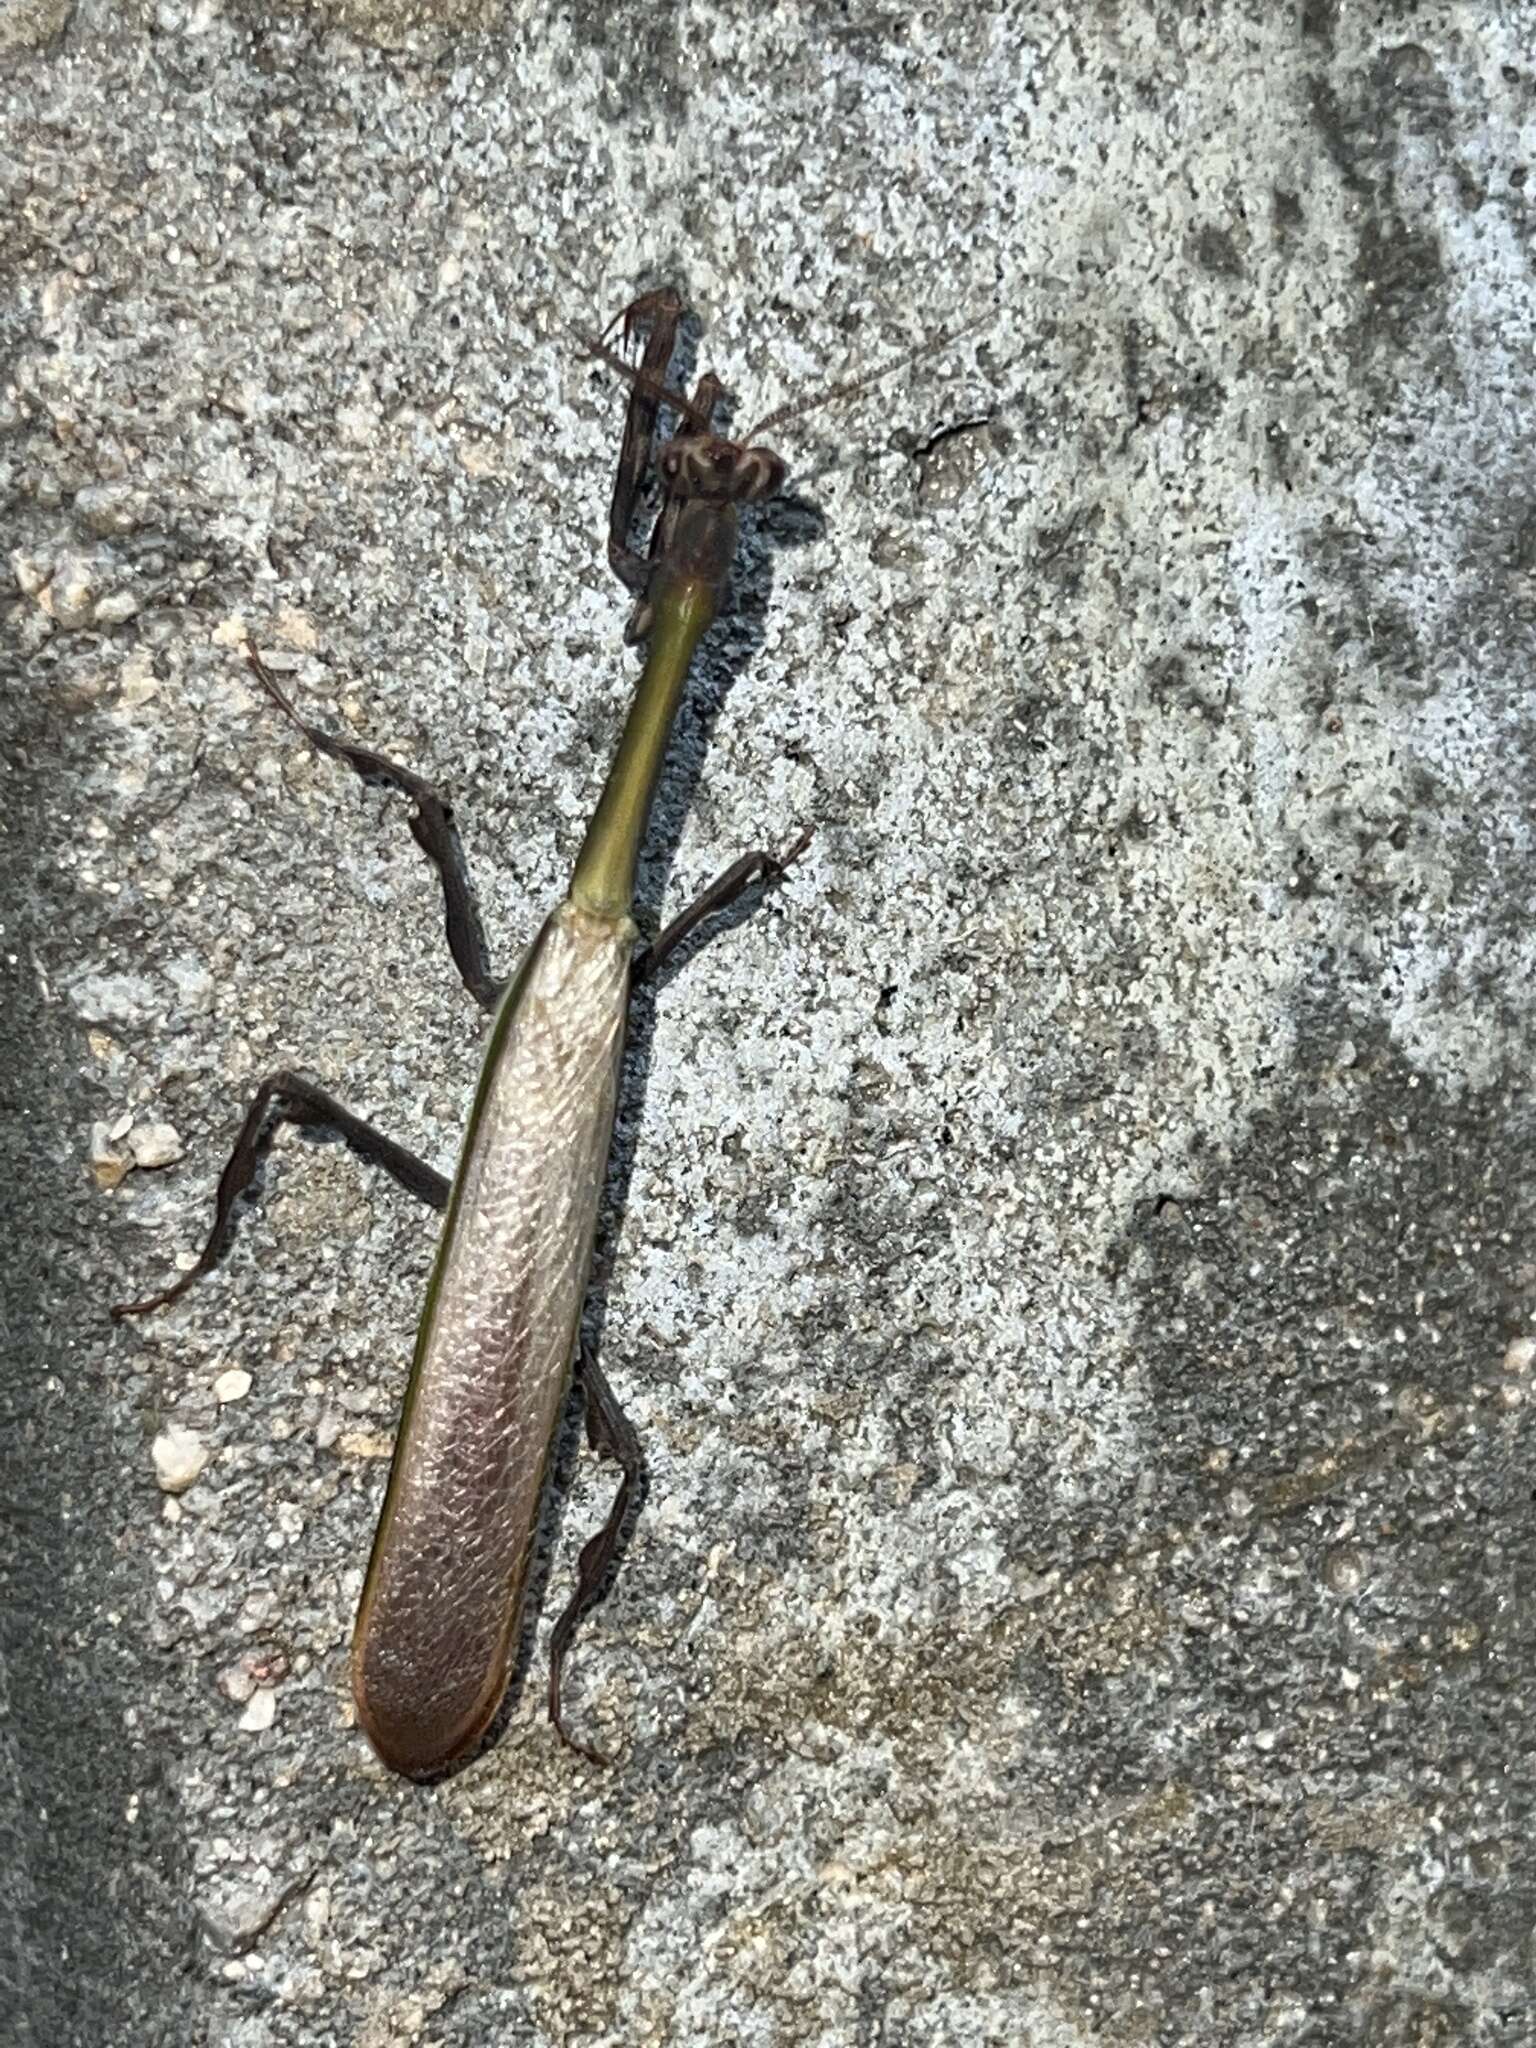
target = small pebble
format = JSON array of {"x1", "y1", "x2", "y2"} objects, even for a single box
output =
[
  {"x1": 151, "y1": 1425, "x2": 207, "y2": 1494},
  {"x1": 71, "y1": 970, "x2": 158, "y2": 1028},
  {"x1": 10, "y1": 550, "x2": 51, "y2": 596},
  {"x1": 199, "y1": 1875, "x2": 282, "y2": 1954},
  {"x1": 12, "y1": 605, "x2": 54, "y2": 655},
  {"x1": 165, "y1": 956, "x2": 214, "y2": 1012},
  {"x1": 219, "y1": 1660, "x2": 257, "y2": 1705},
  {"x1": 89, "y1": 1121, "x2": 130, "y2": 1191},
  {"x1": 129, "y1": 1120, "x2": 183, "y2": 1169},
  {"x1": 1324, "y1": 1546, "x2": 1366, "y2": 1594},
  {"x1": 94, "y1": 590, "x2": 140, "y2": 625},
  {"x1": 275, "y1": 604, "x2": 319, "y2": 649},
  {"x1": 117, "y1": 649, "x2": 159, "y2": 706},
  {"x1": 237, "y1": 1589, "x2": 280, "y2": 1633},
  {"x1": 214, "y1": 1367, "x2": 253, "y2": 1404},
  {"x1": 74, "y1": 482, "x2": 147, "y2": 537},
  {"x1": 239, "y1": 1687, "x2": 277, "y2": 1734},
  {"x1": 1503, "y1": 1336, "x2": 1534, "y2": 1374},
  {"x1": 40, "y1": 554, "x2": 97, "y2": 629},
  {"x1": 337, "y1": 1430, "x2": 393, "y2": 1460}
]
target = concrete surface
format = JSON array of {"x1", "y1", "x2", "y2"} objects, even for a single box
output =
[{"x1": 3, "y1": 2, "x2": 1534, "y2": 2043}]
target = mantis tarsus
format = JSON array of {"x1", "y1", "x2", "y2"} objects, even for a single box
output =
[{"x1": 116, "y1": 287, "x2": 964, "y2": 1779}]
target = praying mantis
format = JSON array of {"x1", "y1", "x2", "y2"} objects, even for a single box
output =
[{"x1": 115, "y1": 288, "x2": 968, "y2": 1778}]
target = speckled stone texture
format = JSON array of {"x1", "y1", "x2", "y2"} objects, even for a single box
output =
[{"x1": 3, "y1": 4, "x2": 1533, "y2": 2044}]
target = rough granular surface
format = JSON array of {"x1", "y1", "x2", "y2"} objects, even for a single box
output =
[{"x1": 3, "y1": 4, "x2": 1533, "y2": 2044}]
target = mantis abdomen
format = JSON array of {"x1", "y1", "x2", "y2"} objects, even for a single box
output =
[{"x1": 350, "y1": 899, "x2": 634, "y2": 1778}]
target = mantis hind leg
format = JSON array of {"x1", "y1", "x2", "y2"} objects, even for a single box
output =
[
  {"x1": 546, "y1": 1347, "x2": 646, "y2": 1766},
  {"x1": 247, "y1": 647, "x2": 504, "y2": 1013},
  {"x1": 111, "y1": 1072, "x2": 448, "y2": 1319}
]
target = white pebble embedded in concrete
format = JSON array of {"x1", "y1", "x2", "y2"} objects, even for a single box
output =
[
  {"x1": 239, "y1": 1687, "x2": 277, "y2": 1733},
  {"x1": 129, "y1": 1120, "x2": 183, "y2": 1169},
  {"x1": 151, "y1": 1424, "x2": 207, "y2": 1494},
  {"x1": 94, "y1": 589, "x2": 140, "y2": 625}
]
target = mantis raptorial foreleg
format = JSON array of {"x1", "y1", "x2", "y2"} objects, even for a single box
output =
[{"x1": 604, "y1": 287, "x2": 689, "y2": 599}]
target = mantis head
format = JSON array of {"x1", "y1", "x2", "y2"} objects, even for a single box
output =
[{"x1": 658, "y1": 433, "x2": 786, "y2": 505}]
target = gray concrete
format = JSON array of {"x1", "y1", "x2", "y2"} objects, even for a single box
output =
[{"x1": 4, "y1": 2, "x2": 1534, "y2": 2042}]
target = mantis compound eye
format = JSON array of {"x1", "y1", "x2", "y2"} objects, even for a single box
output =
[{"x1": 734, "y1": 448, "x2": 787, "y2": 502}]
